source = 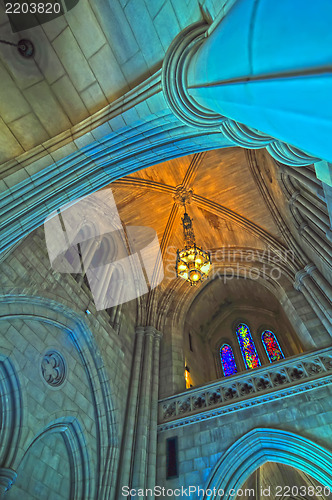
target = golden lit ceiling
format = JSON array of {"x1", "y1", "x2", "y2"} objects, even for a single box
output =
[{"x1": 110, "y1": 147, "x2": 284, "y2": 295}]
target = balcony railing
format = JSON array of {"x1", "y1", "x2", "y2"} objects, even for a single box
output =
[{"x1": 158, "y1": 347, "x2": 332, "y2": 431}]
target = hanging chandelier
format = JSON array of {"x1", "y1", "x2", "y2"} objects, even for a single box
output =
[{"x1": 175, "y1": 205, "x2": 211, "y2": 285}]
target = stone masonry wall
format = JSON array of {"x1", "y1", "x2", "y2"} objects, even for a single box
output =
[
  {"x1": 156, "y1": 384, "x2": 332, "y2": 499},
  {"x1": 0, "y1": 225, "x2": 138, "y2": 498}
]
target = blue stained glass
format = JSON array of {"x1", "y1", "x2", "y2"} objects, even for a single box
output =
[
  {"x1": 220, "y1": 344, "x2": 237, "y2": 377},
  {"x1": 262, "y1": 330, "x2": 284, "y2": 362},
  {"x1": 236, "y1": 323, "x2": 261, "y2": 369}
]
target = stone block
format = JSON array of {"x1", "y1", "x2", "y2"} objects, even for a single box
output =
[
  {"x1": 0, "y1": 22, "x2": 44, "y2": 91},
  {"x1": 0, "y1": 2, "x2": 8, "y2": 25},
  {"x1": 121, "y1": 51, "x2": 150, "y2": 89},
  {"x1": 194, "y1": 429, "x2": 210, "y2": 446},
  {"x1": 124, "y1": 0, "x2": 164, "y2": 67},
  {"x1": 122, "y1": 107, "x2": 141, "y2": 127},
  {"x1": 37, "y1": 27, "x2": 67, "y2": 85},
  {"x1": 52, "y1": 27, "x2": 96, "y2": 92},
  {"x1": 80, "y1": 81, "x2": 107, "y2": 115},
  {"x1": 24, "y1": 154, "x2": 54, "y2": 178},
  {"x1": 184, "y1": 470, "x2": 201, "y2": 485},
  {"x1": 90, "y1": 0, "x2": 139, "y2": 65},
  {"x1": 0, "y1": 179, "x2": 8, "y2": 193},
  {"x1": 64, "y1": 381, "x2": 77, "y2": 401},
  {"x1": 0, "y1": 116, "x2": 24, "y2": 163},
  {"x1": 3, "y1": 167, "x2": 30, "y2": 190},
  {"x1": 0, "y1": 62, "x2": 31, "y2": 123},
  {"x1": 49, "y1": 140, "x2": 79, "y2": 162},
  {"x1": 170, "y1": 0, "x2": 202, "y2": 29},
  {"x1": 145, "y1": 0, "x2": 166, "y2": 19},
  {"x1": 24, "y1": 82, "x2": 72, "y2": 136},
  {"x1": 8, "y1": 112, "x2": 49, "y2": 151},
  {"x1": 42, "y1": 13, "x2": 68, "y2": 42},
  {"x1": 184, "y1": 446, "x2": 199, "y2": 460},
  {"x1": 89, "y1": 44, "x2": 128, "y2": 100},
  {"x1": 153, "y1": 2, "x2": 181, "y2": 51},
  {"x1": 65, "y1": 0, "x2": 106, "y2": 59},
  {"x1": 51, "y1": 74, "x2": 88, "y2": 125},
  {"x1": 181, "y1": 460, "x2": 194, "y2": 473}
]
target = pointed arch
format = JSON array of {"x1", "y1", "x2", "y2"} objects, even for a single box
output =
[
  {"x1": 203, "y1": 428, "x2": 332, "y2": 500},
  {"x1": 0, "y1": 294, "x2": 118, "y2": 498},
  {"x1": 236, "y1": 323, "x2": 261, "y2": 369},
  {"x1": 262, "y1": 330, "x2": 285, "y2": 362},
  {"x1": 0, "y1": 355, "x2": 23, "y2": 468},
  {"x1": 18, "y1": 417, "x2": 90, "y2": 500},
  {"x1": 220, "y1": 344, "x2": 237, "y2": 377}
]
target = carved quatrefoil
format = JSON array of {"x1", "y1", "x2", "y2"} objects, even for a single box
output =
[{"x1": 41, "y1": 351, "x2": 66, "y2": 387}]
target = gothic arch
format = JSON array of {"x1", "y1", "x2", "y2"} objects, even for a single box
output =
[
  {"x1": 203, "y1": 428, "x2": 332, "y2": 500},
  {"x1": 161, "y1": 255, "x2": 319, "y2": 351},
  {"x1": 0, "y1": 354, "x2": 23, "y2": 469},
  {"x1": 214, "y1": 338, "x2": 240, "y2": 379},
  {"x1": 159, "y1": 250, "x2": 298, "y2": 333},
  {"x1": 17, "y1": 417, "x2": 91, "y2": 500},
  {"x1": 219, "y1": 343, "x2": 237, "y2": 377},
  {"x1": 0, "y1": 294, "x2": 118, "y2": 500}
]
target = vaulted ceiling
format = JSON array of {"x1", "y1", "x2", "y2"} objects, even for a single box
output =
[
  {"x1": 0, "y1": 0, "x2": 203, "y2": 164},
  {"x1": 110, "y1": 146, "x2": 286, "y2": 300}
]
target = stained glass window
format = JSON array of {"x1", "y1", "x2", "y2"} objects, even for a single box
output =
[
  {"x1": 236, "y1": 323, "x2": 261, "y2": 369},
  {"x1": 220, "y1": 344, "x2": 237, "y2": 377},
  {"x1": 262, "y1": 330, "x2": 284, "y2": 362}
]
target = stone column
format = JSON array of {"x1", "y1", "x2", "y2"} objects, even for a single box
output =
[
  {"x1": 147, "y1": 331, "x2": 162, "y2": 495},
  {"x1": 116, "y1": 327, "x2": 145, "y2": 496},
  {"x1": 305, "y1": 264, "x2": 332, "y2": 300},
  {"x1": 78, "y1": 238, "x2": 100, "y2": 286},
  {"x1": 294, "y1": 270, "x2": 332, "y2": 336},
  {"x1": 0, "y1": 469, "x2": 16, "y2": 498},
  {"x1": 94, "y1": 265, "x2": 114, "y2": 309},
  {"x1": 280, "y1": 164, "x2": 324, "y2": 198},
  {"x1": 131, "y1": 328, "x2": 154, "y2": 491},
  {"x1": 109, "y1": 280, "x2": 123, "y2": 327},
  {"x1": 299, "y1": 223, "x2": 332, "y2": 263},
  {"x1": 164, "y1": 0, "x2": 332, "y2": 162},
  {"x1": 315, "y1": 161, "x2": 332, "y2": 237},
  {"x1": 113, "y1": 302, "x2": 123, "y2": 334},
  {"x1": 131, "y1": 327, "x2": 163, "y2": 499},
  {"x1": 290, "y1": 192, "x2": 330, "y2": 233}
]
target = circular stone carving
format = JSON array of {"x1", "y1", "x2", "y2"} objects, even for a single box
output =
[{"x1": 41, "y1": 351, "x2": 66, "y2": 387}]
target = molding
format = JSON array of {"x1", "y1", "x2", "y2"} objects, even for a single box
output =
[
  {"x1": 158, "y1": 376, "x2": 332, "y2": 432},
  {"x1": 162, "y1": 22, "x2": 226, "y2": 129},
  {"x1": 266, "y1": 142, "x2": 320, "y2": 167},
  {"x1": 245, "y1": 150, "x2": 306, "y2": 267},
  {"x1": 294, "y1": 269, "x2": 308, "y2": 290},
  {"x1": 0, "y1": 468, "x2": 17, "y2": 492},
  {"x1": 0, "y1": 357, "x2": 22, "y2": 469},
  {"x1": 220, "y1": 121, "x2": 272, "y2": 149},
  {"x1": 0, "y1": 108, "x2": 232, "y2": 254},
  {"x1": 158, "y1": 346, "x2": 332, "y2": 432},
  {"x1": 162, "y1": 22, "x2": 320, "y2": 166},
  {"x1": 202, "y1": 428, "x2": 332, "y2": 499}
]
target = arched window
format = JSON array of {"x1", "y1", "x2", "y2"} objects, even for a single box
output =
[
  {"x1": 236, "y1": 323, "x2": 261, "y2": 369},
  {"x1": 220, "y1": 344, "x2": 237, "y2": 377},
  {"x1": 262, "y1": 330, "x2": 284, "y2": 362}
]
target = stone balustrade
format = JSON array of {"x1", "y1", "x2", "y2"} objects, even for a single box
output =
[{"x1": 158, "y1": 347, "x2": 332, "y2": 431}]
